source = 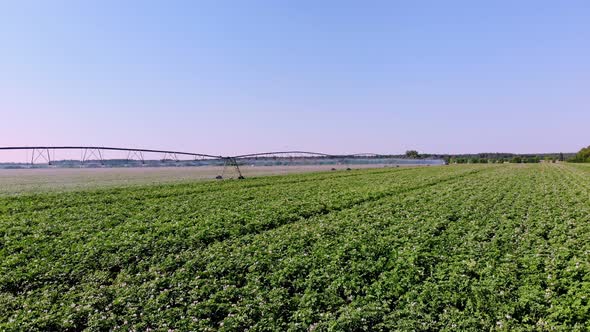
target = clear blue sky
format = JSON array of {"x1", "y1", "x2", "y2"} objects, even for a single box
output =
[{"x1": 1, "y1": 1, "x2": 588, "y2": 155}]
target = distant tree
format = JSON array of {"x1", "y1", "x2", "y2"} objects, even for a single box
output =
[
  {"x1": 405, "y1": 150, "x2": 419, "y2": 159},
  {"x1": 569, "y1": 146, "x2": 590, "y2": 163},
  {"x1": 511, "y1": 156, "x2": 522, "y2": 163}
]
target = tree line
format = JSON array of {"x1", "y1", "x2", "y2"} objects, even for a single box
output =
[
  {"x1": 569, "y1": 145, "x2": 590, "y2": 163},
  {"x1": 404, "y1": 150, "x2": 576, "y2": 164}
]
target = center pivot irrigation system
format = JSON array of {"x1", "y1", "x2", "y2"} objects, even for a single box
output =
[{"x1": 0, "y1": 146, "x2": 419, "y2": 179}]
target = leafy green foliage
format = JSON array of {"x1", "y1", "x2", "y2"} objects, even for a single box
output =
[
  {"x1": 569, "y1": 145, "x2": 590, "y2": 163},
  {"x1": 405, "y1": 150, "x2": 419, "y2": 159},
  {"x1": 1, "y1": 164, "x2": 589, "y2": 330}
]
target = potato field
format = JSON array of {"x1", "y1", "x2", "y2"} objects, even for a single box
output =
[{"x1": 1, "y1": 164, "x2": 589, "y2": 331}]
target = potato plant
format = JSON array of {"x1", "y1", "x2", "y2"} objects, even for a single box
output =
[{"x1": 1, "y1": 164, "x2": 588, "y2": 331}]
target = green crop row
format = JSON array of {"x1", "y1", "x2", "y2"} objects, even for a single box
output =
[{"x1": 1, "y1": 164, "x2": 588, "y2": 331}]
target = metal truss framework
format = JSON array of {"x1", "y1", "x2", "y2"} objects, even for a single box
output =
[
  {"x1": 82, "y1": 148, "x2": 104, "y2": 165},
  {"x1": 30, "y1": 148, "x2": 53, "y2": 165},
  {"x1": 0, "y1": 146, "x2": 397, "y2": 179},
  {"x1": 220, "y1": 157, "x2": 244, "y2": 180},
  {"x1": 232, "y1": 151, "x2": 384, "y2": 159}
]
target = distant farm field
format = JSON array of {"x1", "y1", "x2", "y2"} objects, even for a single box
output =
[
  {"x1": 1, "y1": 164, "x2": 589, "y2": 330},
  {"x1": 0, "y1": 164, "x2": 395, "y2": 195}
]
